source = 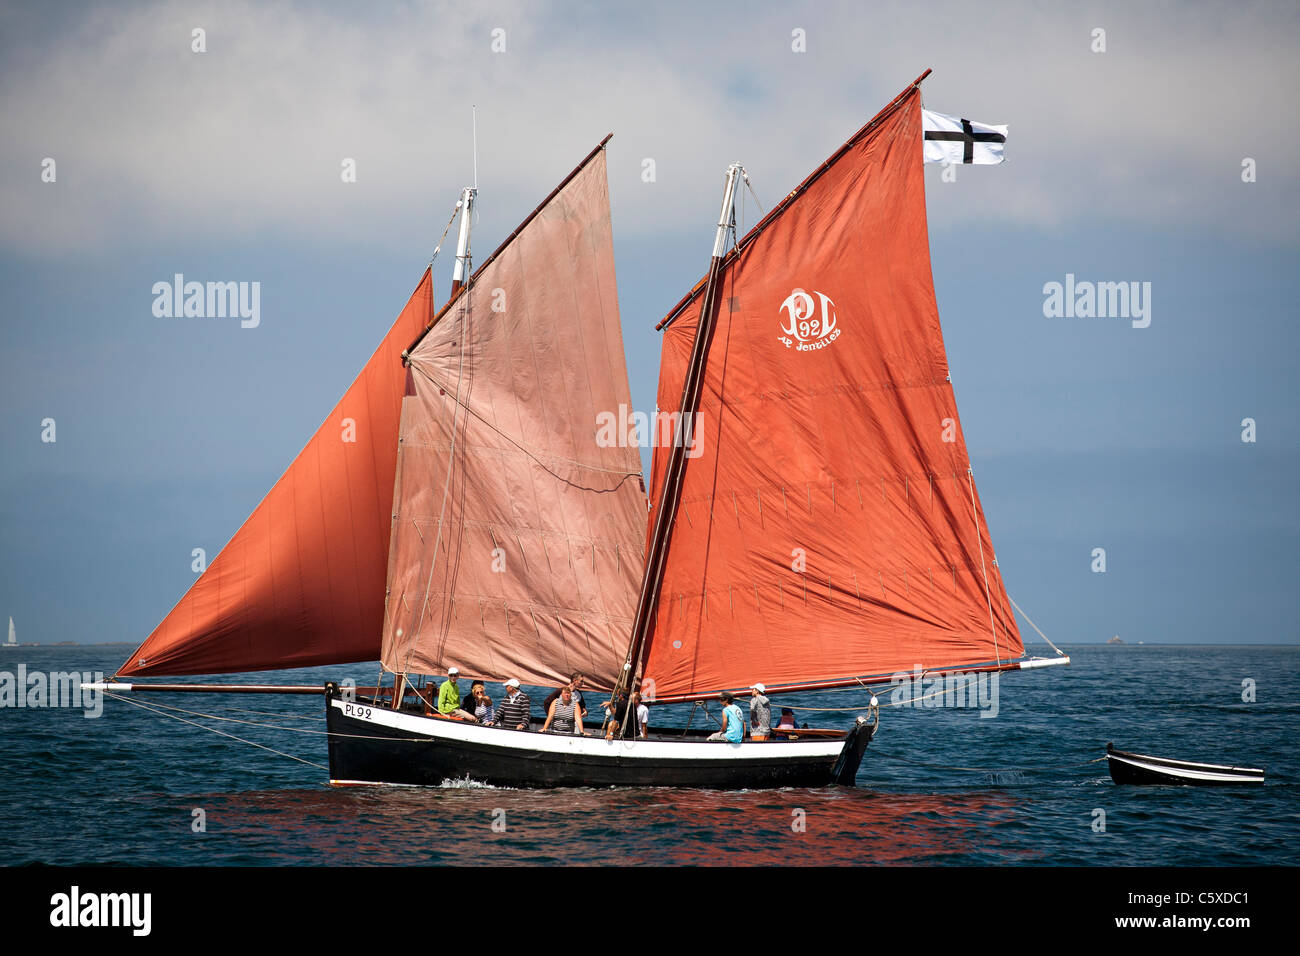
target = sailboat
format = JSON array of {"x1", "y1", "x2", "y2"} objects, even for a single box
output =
[
  {"x1": 4, "y1": 617, "x2": 15, "y2": 649},
  {"x1": 91, "y1": 70, "x2": 1068, "y2": 789}
]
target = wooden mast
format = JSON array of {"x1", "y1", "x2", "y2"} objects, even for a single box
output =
[
  {"x1": 391, "y1": 182, "x2": 474, "y2": 711},
  {"x1": 613, "y1": 163, "x2": 743, "y2": 732}
]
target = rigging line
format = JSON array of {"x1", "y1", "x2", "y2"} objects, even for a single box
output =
[
  {"x1": 782, "y1": 678, "x2": 978, "y2": 711},
  {"x1": 779, "y1": 703, "x2": 873, "y2": 712},
  {"x1": 227, "y1": 708, "x2": 324, "y2": 722},
  {"x1": 407, "y1": 684, "x2": 435, "y2": 713},
  {"x1": 407, "y1": 362, "x2": 642, "y2": 494},
  {"x1": 733, "y1": 670, "x2": 985, "y2": 710},
  {"x1": 429, "y1": 199, "x2": 464, "y2": 266},
  {"x1": 675, "y1": 658, "x2": 1054, "y2": 708},
  {"x1": 966, "y1": 470, "x2": 1000, "y2": 663},
  {"x1": 1009, "y1": 595, "x2": 1066, "y2": 656},
  {"x1": 741, "y1": 168, "x2": 764, "y2": 216},
  {"x1": 882, "y1": 678, "x2": 987, "y2": 708},
  {"x1": 869, "y1": 749, "x2": 1109, "y2": 775},
  {"x1": 104, "y1": 691, "x2": 437, "y2": 744},
  {"x1": 399, "y1": 293, "x2": 472, "y2": 679},
  {"x1": 103, "y1": 692, "x2": 358, "y2": 736},
  {"x1": 104, "y1": 692, "x2": 328, "y2": 771},
  {"x1": 432, "y1": 285, "x2": 478, "y2": 670}
]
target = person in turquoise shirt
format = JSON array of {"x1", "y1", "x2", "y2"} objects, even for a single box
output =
[
  {"x1": 707, "y1": 692, "x2": 746, "y2": 743},
  {"x1": 437, "y1": 667, "x2": 474, "y2": 721}
]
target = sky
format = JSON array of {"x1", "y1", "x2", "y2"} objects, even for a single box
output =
[{"x1": 1, "y1": 0, "x2": 1297, "y2": 649}]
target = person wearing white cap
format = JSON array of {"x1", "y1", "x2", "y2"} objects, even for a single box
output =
[
  {"x1": 490, "y1": 678, "x2": 532, "y2": 731},
  {"x1": 436, "y1": 667, "x2": 474, "y2": 721},
  {"x1": 749, "y1": 683, "x2": 771, "y2": 741}
]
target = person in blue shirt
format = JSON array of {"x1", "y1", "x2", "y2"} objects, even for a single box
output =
[{"x1": 707, "y1": 692, "x2": 746, "y2": 743}]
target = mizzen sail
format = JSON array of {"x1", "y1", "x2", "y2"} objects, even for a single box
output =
[
  {"x1": 640, "y1": 85, "x2": 1022, "y2": 701},
  {"x1": 380, "y1": 144, "x2": 645, "y2": 691},
  {"x1": 120, "y1": 273, "x2": 434, "y2": 676}
]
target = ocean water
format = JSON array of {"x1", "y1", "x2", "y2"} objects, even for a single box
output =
[{"x1": 0, "y1": 644, "x2": 1294, "y2": 866}]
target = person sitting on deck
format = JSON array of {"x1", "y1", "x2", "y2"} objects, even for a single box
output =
[
  {"x1": 467, "y1": 680, "x2": 494, "y2": 725},
  {"x1": 749, "y1": 683, "x2": 771, "y2": 741},
  {"x1": 776, "y1": 707, "x2": 797, "y2": 730},
  {"x1": 707, "y1": 692, "x2": 745, "y2": 743},
  {"x1": 543, "y1": 673, "x2": 588, "y2": 720},
  {"x1": 540, "y1": 684, "x2": 585, "y2": 735},
  {"x1": 601, "y1": 689, "x2": 650, "y2": 738},
  {"x1": 632, "y1": 691, "x2": 649, "y2": 739},
  {"x1": 490, "y1": 679, "x2": 532, "y2": 731},
  {"x1": 437, "y1": 667, "x2": 474, "y2": 721}
]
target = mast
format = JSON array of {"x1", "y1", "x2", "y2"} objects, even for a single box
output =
[
  {"x1": 614, "y1": 163, "x2": 743, "y2": 725},
  {"x1": 447, "y1": 105, "x2": 480, "y2": 301},
  {"x1": 389, "y1": 175, "x2": 471, "y2": 711},
  {"x1": 448, "y1": 185, "x2": 476, "y2": 299}
]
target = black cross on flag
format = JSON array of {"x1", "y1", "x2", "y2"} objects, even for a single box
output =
[{"x1": 922, "y1": 109, "x2": 1007, "y2": 165}]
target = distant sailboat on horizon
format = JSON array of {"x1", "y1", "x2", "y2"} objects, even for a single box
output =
[{"x1": 5, "y1": 617, "x2": 16, "y2": 648}]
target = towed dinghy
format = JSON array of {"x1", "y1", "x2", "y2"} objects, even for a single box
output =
[{"x1": 1106, "y1": 743, "x2": 1264, "y2": 786}]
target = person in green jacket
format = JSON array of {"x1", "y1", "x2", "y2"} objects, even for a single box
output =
[{"x1": 437, "y1": 667, "x2": 474, "y2": 721}]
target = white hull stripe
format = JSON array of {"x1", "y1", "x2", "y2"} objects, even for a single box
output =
[
  {"x1": 331, "y1": 699, "x2": 846, "y2": 761},
  {"x1": 1109, "y1": 754, "x2": 1264, "y2": 783}
]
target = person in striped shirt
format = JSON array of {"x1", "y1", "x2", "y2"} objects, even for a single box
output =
[
  {"x1": 490, "y1": 679, "x2": 532, "y2": 731},
  {"x1": 467, "y1": 681, "x2": 495, "y2": 725},
  {"x1": 540, "y1": 684, "x2": 585, "y2": 735}
]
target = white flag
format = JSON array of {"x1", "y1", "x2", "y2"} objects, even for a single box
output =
[{"x1": 922, "y1": 109, "x2": 1007, "y2": 165}]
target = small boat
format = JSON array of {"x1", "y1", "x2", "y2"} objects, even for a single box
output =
[
  {"x1": 4, "y1": 617, "x2": 15, "y2": 648},
  {"x1": 1106, "y1": 743, "x2": 1265, "y2": 786}
]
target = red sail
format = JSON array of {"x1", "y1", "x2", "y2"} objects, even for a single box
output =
[
  {"x1": 380, "y1": 147, "x2": 645, "y2": 691},
  {"x1": 641, "y1": 89, "x2": 1022, "y2": 701},
  {"x1": 120, "y1": 272, "x2": 434, "y2": 676}
]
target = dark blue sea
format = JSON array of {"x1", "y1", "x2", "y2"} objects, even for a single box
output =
[{"x1": 1, "y1": 644, "x2": 1295, "y2": 866}]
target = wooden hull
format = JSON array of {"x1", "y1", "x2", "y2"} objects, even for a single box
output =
[
  {"x1": 1106, "y1": 743, "x2": 1264, "y2": 786},
  {"x1": 325, "y1": 692, "x2": 873, "y2": 789}
]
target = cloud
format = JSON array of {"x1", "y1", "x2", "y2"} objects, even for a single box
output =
[{"x1": 1, "y1": 0, "x2": 1296, "y2": 254}]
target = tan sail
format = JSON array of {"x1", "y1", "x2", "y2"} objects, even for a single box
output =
[{"x1": 380, "y1": 145, "x2": 645, "y2": 691}]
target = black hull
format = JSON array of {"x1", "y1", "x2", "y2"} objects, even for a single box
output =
[
  {"x1": 1106, "y1": 743, "x2": 1265, "y2": 786},
  {"x1": 325, "y1": 694, "x2": 873, "y2": 789}
]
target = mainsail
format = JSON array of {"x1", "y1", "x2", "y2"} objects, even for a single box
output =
[
  {"x1": 639, "y1": 84, "x2": 1022, "y2": 701},
  {"x1": 119, "y1": 273, "x2": 434, "y2": 676},
  {"x1": 380, "y1": 143, "x2": 645, "y2": 692}
]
